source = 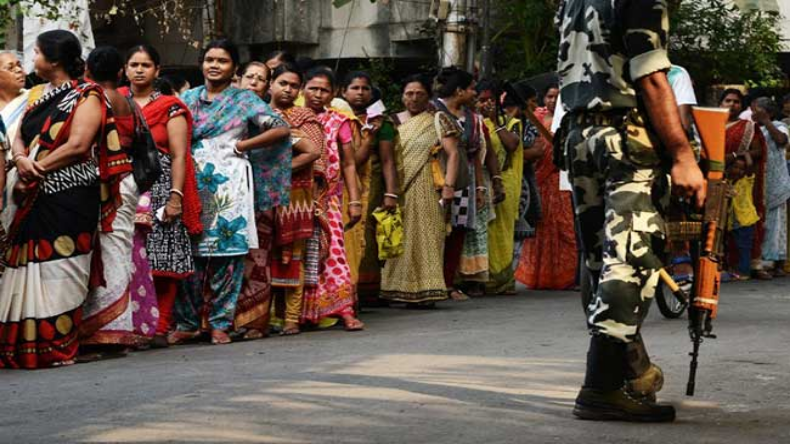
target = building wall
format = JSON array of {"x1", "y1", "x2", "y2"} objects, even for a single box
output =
[
  {"x1": 734, "y1": 0, "x2": 790, "y2": 50},
  {"x1": 222, "y1": 0, "x2": 435, "y2": 61}
]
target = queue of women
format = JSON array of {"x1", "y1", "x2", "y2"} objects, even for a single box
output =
[{"x1": 0, "y1": 31, "x2": 578, "y2": 370}]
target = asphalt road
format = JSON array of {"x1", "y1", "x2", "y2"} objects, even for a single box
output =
[{"x1": 2, "y1": 279, "x2": 789, "y2": 443}]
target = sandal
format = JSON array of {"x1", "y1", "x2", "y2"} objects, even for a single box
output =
[
  {"x1": 316, "y1": 317, "x2": 340, "y2": 329},
  {"x1": 343, "y1": 316, "x2": 365, "y2": 332},
  {"x1": 76, "y1": 348, "x2": 128, "y2": 364},
  {"x1": 752, "y1": 269, "x2": 773, "y2": 280},
  {"x1": 721, "y1": 271, "x2": 739, "y2": 283},
  {"x1": 210, "y1": 330, "x2": 232, "y2": 345},
  {"x1": 167, "y1": 330, "x2": 200, "y2": 345},
  {"x1": 280, "y1": 322, "x2": 301, "y2": 336},
  {"x1": 405, "y1": 302, "x2": 437, "y2": 310},
  {"x1": 51, "y1": 359, "x2": 76, "y2": 367},
  {"x1": 466, "y1": 286, "x2": 485, "y2": 298},
  {"x1": 150, "y1": 334, "x2": 170, "y2": 349},
  {"x1": 448, "y1": 289, "x2": 470, "y2": 301},
  {"x1": 242, "y1": 328, "x2": 267, "y2": 340},
  {"x1": 281, "y1": 328, "x2": 301, "y2": 336}
]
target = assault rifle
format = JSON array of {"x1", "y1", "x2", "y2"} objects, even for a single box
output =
[{"x1": 658, "y1": 106, "x2": 730, "y2": 396}]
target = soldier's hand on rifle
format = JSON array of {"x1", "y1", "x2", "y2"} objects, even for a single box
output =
[{"x1": 671, "y1": 151, "x2": 707, "y2": 209}]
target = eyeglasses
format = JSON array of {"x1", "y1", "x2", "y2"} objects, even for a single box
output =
[{"x1": 243, "y1": 74, "x2": 268, "y2": 83}]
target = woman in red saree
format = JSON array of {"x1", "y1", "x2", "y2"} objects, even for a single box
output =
[
  {"x1": 269, "y1": 64, "x2": 323, "y2": 336},
  {"x1": 301, "y1": 67, "x2": 364, "y2": 331},
  {"x1": 0, "y1": 31, "x2": 132, "y2": 368},
  {"x1": 120, "y1": 45, "x2": 202, "y2": 347},
  {"x1": 720, "y1": 89, "x2": 770, "y2": 279},
  {"x1": 515, "y1": 96, "x2": 578, "y2": 290}
]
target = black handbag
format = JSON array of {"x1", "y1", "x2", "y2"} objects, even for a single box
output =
[{"x1": 127, "y1": 97, "x2": 162, "y2": 193}]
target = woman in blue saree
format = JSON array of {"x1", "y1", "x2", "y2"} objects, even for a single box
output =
[{"x1": 173, "y1": 40, "x2": 290, "y2": 345}]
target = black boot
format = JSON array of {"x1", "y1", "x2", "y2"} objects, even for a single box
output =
[{"x1": 573, "y1": 335, "x2": 676, "y2": 422}]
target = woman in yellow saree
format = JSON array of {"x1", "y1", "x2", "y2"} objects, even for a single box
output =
[{"x1": 380, "y1": 75, "x2": 459, "y2": 306}]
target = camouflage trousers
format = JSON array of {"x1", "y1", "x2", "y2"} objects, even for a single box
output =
[{"x1": 566, "y1": 122, "x2": 670, "y2": 343}]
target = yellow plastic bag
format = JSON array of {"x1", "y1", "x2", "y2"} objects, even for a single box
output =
[{"x1": 372, "y1": 206, "x2": 404, "y2": 260}]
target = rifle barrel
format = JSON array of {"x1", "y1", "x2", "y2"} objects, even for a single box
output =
[{"x1": 687, "y1": 343, "x2": 699, "y2": 396}]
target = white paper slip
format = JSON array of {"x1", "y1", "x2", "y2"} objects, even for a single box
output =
[{"x1": 366, "y1": 100, "x2": 386, "y2": 121}]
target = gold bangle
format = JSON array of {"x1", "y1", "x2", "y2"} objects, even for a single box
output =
[{"x1": 349, "y1": 201, "x2": 362, "y2": 206}]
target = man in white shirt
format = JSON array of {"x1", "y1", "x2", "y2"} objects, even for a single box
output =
[{"x1": 667, "y1": 65, "x2": 697, "y2": 136}]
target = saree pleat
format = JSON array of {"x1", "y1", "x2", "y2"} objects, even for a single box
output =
[
  {"x1": 344, "y1": 117, "x2": 372, "y2": 294},
  {"x1": 80, "y1": 175, "x2": 139, "y2": 345},
  {"x1": 0, "y1": 81, "x2": 131, "y2": 368},
  {"x1": 485, "y1": 118, "x2": 523, "y2": 293},
  {"x1": 515, "y1": 111, "x2": 577, "y2": 290},
  {"x1": 515, "y1": 134, "x2": 578, "y2": 290},
  {"x1": 301, "y1": 110, "x2": 356, "y2": 323},
  {"x1": 380, "y1": 111, "x2": 447, "y2": 303},
  {"x1": 235, "y1": 210, "x2": 274, "y2": 330}
]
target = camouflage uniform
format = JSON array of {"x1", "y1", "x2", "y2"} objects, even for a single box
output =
[{"x1": 557, "y1": 0, "x2": 673, "y2": 344}]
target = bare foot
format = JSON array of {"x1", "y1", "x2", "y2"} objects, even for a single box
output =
[{"x1": 281, "y1": 321, "x2": 301, "y2": 336}]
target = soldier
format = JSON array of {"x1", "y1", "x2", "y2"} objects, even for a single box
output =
[{"x1": 556, "y1": 1, "x2": 706, "y2": 421}]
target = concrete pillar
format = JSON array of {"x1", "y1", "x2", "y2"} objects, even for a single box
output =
[{"x1": 441, "y1": 0, "x2": 467, "y2": 67}]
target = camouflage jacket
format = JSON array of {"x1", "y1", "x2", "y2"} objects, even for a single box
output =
[{"x1": 557, "y1": 0, "x2": 672, "y2": 113}]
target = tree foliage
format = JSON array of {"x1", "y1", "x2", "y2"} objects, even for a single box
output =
[
  {"x1": 489, "y1": 0, "x2": 559, "y2": 81},
  {"x1": 670, "y1": 0, "x2": 784, "y2": 88},
  {"x1": 1, "y1": 1, "x2": 214, "y2": 50}
]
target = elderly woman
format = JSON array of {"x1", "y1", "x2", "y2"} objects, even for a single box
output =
[
  {"x1": 752, "y1": 97, "x2": 790, "y2": 275},
  {"x1": 0, "y1": 51, "x2": 28, "y2": 159},
  {"x1": 0, "y1": 30, "x2": 132, "y2": 368}
]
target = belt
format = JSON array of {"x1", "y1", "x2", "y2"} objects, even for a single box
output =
[{"x1": 569, "y1": 110, "x2": 629, "y2": 128}]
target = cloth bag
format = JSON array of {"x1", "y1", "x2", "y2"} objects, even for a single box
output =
[{"x1": 372, "y1": 206, "x2": 404, "y2": 260}]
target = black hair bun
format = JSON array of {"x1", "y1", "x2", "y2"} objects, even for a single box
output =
[{"x1": 68, "y1": 56, "x2": 86, "y2": 79}]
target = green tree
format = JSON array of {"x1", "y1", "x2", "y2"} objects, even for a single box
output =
[
  {"x1": 670, "y1": 0, "x2": 784, "y2": 89},
  {"x1": 489, "y1": 0, "x2": 559, "y2": 81}
]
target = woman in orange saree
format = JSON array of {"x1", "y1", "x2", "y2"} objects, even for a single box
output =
[{"x1": 515, "y1": 98, "x2": 578, "y2": 290}]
